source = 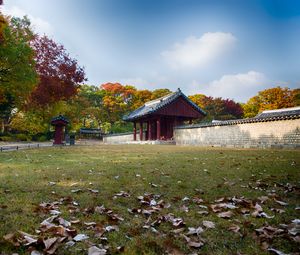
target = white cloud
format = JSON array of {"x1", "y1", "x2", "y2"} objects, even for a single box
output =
[
  {"x1": 2, "y1": 5, "x2": 53, "y2": 35},
  {"x1": 189, "y1": 71, "x2": 271, "y2": 102},
  {"x1": 119, "y1": 77, "x2": 151, "y2": 90},
  {"x1": 161, "y1": 32, "x2": 236, "y2": 69}
]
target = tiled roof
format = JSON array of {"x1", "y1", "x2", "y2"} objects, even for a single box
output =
[
  {"x1": 51, "y1": 115, "x2": 69, "y2": 124},
  {"x1": 255, "y1": 106, "x2": 300, "y2": 119},
  {"x1": 123, "y1": 88, "x2": 206, "y2": 121},
  {"x1": 175, "y1": 106, "x2": 300, "y2": 129}
]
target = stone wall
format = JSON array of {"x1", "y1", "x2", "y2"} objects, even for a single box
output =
[{"x1": 174, "y1": 119, "x2": 300, "y2": 149}]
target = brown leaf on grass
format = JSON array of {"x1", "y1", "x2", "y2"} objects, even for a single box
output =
[
  {"x1": 274, "y1": 199, "x2": 288, "y2": 206},
  {"x1": 202, "y1": 221, "x2": 215, "y2": 229},
  {"x1": 43, "y1": 237, "x2": 58, "y2": 250},
  {"x1": 181, "y1": 234, "x2": 205, "y2": 248},
  {"x1": 257, "y1": 196, "x2": 269, "y2": 203},
  {"x1": 192, "y1": 197, "x2": 204, "y2": 204},
  {"x1": 3, "y1": 233, "x2": 20, "y2": 247},
  {"x1": 58, "y1": 217, "x2": 71, "y2": 227},
  {"x1": 44, "y1": 237, "x2": 60, "y2": 254},
  {"x1": 18, "y1": 231, "x2": 38, "y2": 246},
  {"x1": 88, "y1": 189, "x2": 99, "y2": 194},
  {"x1": 95, "y1": 205, "x2": 124, "y2": 222},
  {"x1": 228, "y1": 224, "x2": 240, "y2": 233},
  {"x1": 88, "y1": 246, "x2": 107, "y2": 255},
  {"x1": 113, "y1": 191, "x2": 130, "y2": 199},
  {"x1": 186, "y1": 227, "x2": 204, "y2": 236},
  {"x1": 105, "y1": 225, "x2": 119, "y2": 232},
  {"x1": 70, "y1": 219, "x2": 80, "y2": 224},
  {"x1": 253, "y1": 203, "x2": 263, "y2": 212},
  {"x1": 187, "y1": 241, "x2": 205, "y2": 248},
  {"x1": 252, "y1": 211, "x2": 274, "y2": 219},
  {"x1": 210, "y1": 204, "x2": 222, "y2": 213},
  {"x1": 217, "y1": 211, "x2": 233, "y2": 219},
  {"x1": 270, "y1": 208, "x2": 285, "y2": 214},
  {"x1": 239, "y1": 208, "x2": 250, "y2": 214},
  {"x1": 84, "y1": 222, "x2": 97, "y2": 226},
  {"x1": 267, "y1": 248, "x2": 288, "y2": 255},
  {"x1": 255, "y1": 225, "x2": 285, "y2": 242},
  {"x1": 31, "y1": 251, "x2": 43, "y2": 255},
  {"x1": 73, "y1": 233, "x2": 89, "y2": 241},
  {"x1": 94, "y1": 224, "x2": 106, "y2": 238},
  {"x1": 171, "y1": 228, "x2": 185, "y2": 234},
  {"x1": 215, "y1": 197, "x2": 225, "y2": 203},
  {"x1": 35, "y1": 202, "x2": 60, "y2": 214},
  {"x1": 288, "y1": 219, "x2": 300, "y2": 236},
  {"x1": 197, "y1": 210, "x2": 209, "y2": 215},
  {"x1": 71, "y1": 189, "x2": 82, "y2": 193},
  {"x1": 180, "y1": 205, "x2": 189, "y2": 213}
]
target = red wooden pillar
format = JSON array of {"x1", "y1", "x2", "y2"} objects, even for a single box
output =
[
  {"x1": 133, "y1": 122, "x2": 137, "y2": 141},
  {"x1": 148, "y1": 120, "x2": 152, "y2": 140},
  {"x1": 156, "y1": 118, "x2": 160, "y2": 140},
  {"x1": 146, "y1": 121, "x2": 150, "y2": 140},
  {"x1": 53, "y1": 126, "x2": 63, "y2": 144},
  {"x1": 140, "y1": 121, "x2": 143, "y2": 141}
]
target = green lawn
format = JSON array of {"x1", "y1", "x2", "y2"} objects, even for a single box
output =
[{"x1": 0, "y1": 145, "x2": 299, "y2": 255}]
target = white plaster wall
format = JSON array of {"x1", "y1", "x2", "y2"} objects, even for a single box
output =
[{"x1": 103, "y1": 133, "x2": 143, "y2": 144}]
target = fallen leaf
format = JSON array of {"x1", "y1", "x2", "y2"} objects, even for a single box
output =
[
  {"x1": 188, "y1": 240, "x2": 205, "y2": 248},
  {"x1": 88, "y1": 189, "x2": 99, "y2": 193},
  {"x1": 202, "y1": 221, "x2": 215, "y2": 229},
  {"x1": 71, "y1": 189, "x2": 82, "y2": 193},
  {"x1": 73, "y1": 234, "x2": 89, "y2": 241},
  {"x1": 228, "y1": 224, "x2": 240, "y2": 233},
  {"x1": 217, "y1": 211, "x2": 233, "y2": 219},
  {"x1": 186, "y1": 227, "x2": 204, "y2": 236},
  {"x1": 43, "y1": 237, "x2": 58, "y2": 249},
  {"x1": 198, "y1": 210, "x2": 209, "y2": 215},
  {"x1": 171, "y1": 228, "x2": 185, "y2": 234},
  {"x1": 31, "y1": 251, "x2": 43, "y2": 255},
  {"x1": 267, "y1": 248, "x2": 288, "y2": 255},
  {"x1": 88, "y1": 246, "x2": 107, "y2": 255},
  {"x1": 274, "y1": 199, "x2": 288, "y2": 206}
]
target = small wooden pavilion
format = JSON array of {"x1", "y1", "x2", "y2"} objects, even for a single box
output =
[
  {"x1": 123, "y1": 88, "x2": 206, "y2": 141},
  {"x1": 51, "y1": 115, "x2": 69, "y2": 145}
]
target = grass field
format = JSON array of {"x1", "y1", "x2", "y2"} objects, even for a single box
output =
[{"x1": 0, "y1": 144, "x2": 299, "y2": 255}]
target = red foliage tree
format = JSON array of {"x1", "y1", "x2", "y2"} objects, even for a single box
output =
[
  {"x1": 30, "y1": 36, "x2": 86, "y2": 107},
  {"x1": 223, "y1": 99, "x2": 243, "y2": 118}
]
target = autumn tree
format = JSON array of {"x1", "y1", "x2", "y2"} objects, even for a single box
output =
[
  {"x1": 0, "y1": 16, "x2": 37, "y2": 132},
  {"x1": 131, "y1": 89, "x2": 152, "y2": 109},
  {"x1": 29, "y1": 35, "x2": 86, "y2": 107},
  {"x1": 243, "y1": 87, "x2": 299, "y2": 118},
  {"x1": 100, "y1": 83, "x2": 136, "y2": 124},
  {"x1": 151, "y1": 88, "x2": 172, "y2": 100},
  {"x1": 189, "y1": 94, "x2": 243, "y2": 121}
]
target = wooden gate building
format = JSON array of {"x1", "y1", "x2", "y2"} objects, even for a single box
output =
[{"x1": 123, "y1": 89, "x2": 206, "y2": 141}]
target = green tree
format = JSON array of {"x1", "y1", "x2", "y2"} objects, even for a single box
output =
[{"x1": 0, "y1": 16, "x2": 37, "y2": 132}]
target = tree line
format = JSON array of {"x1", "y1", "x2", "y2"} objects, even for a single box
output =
[{"x1": 0, "y1": 12, "x2": 299, "y2": 141}]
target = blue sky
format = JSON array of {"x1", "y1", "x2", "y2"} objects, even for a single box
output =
[{"x1": 2, "y1": 0, "x2": 300, "y2": 102}]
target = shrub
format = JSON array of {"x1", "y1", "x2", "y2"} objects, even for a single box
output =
[
  {"x1": 37, "y1": 135, "x2": 48, "y2": 142},
  {"x1": 15, "y1": 133, "x2": 31, "y2": 141},
  {"x1": 0, "y1": 136, "x2": 13, "y2": 142}
]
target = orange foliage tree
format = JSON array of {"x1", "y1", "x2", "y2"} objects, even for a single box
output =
[{"x1": 243, "y1": 87, "x2": 299, "y2": 118}]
